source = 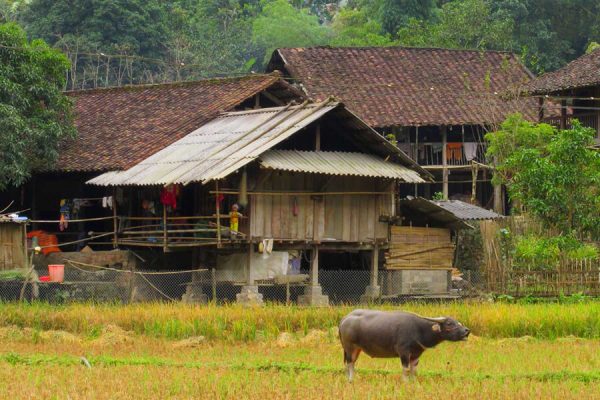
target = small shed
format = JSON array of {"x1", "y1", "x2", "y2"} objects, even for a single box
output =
[
  {"x1": 0, "y1": 220, "x2": 27, "y2": 270},
  {"x1": 381, "y1": 197, "x2": 502, "y2": 297}
]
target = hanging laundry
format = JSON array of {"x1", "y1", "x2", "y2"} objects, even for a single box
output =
[
  {"x1": 463, "y1": 142, "x2": 478, "y2": 161},
  {"x1": 102, "y1": 196, "x2": 113, "y2": 210},
  {"x1": 160, "y1": 184, "x2": 180, "y2": 210},
  {"x1": 446, "y1": 143, "x2": 463, "y2": 162}
]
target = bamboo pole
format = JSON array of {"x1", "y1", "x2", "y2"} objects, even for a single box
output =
[
  {"x1": 112, "y1": 187, "x2": 118, "y2": 249},
  {"x1": 162, "y1": 204, "x2": 168, "y2": 251},
  {"x1": 216, "y1": 180, "x2": 221, "y2": 247},
  {"x1": 209, "y1": 190, "x2": 392, "y2": 196}
]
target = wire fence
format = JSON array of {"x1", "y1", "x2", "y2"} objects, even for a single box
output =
[{"x1": 0, "y1": 262, "x2": 486, "y2": 304}]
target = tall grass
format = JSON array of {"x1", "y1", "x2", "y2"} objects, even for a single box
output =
[{"x1": 1, "y1": 302, "x2": 599, "y2": 341}]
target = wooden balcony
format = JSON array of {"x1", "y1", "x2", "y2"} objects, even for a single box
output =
[
  {"x1": 403, "y1": 142, "x2": 488, "y2": 167},
  {"x1": 544, "y1": 112, "x2": 600, "y2": 141}
]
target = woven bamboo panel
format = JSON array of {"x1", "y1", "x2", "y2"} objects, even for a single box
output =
[{"x1": 385, "y1": 226, "x2": 454, "y2": 269}]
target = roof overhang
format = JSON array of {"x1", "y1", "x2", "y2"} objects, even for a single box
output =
[{"x1": 259, "y1": 150, "x2": 425, "y2": 182}]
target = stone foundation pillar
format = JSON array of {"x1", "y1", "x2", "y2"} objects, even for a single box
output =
[
  {"x1": 361, "y1": 244, "x2": 381, "y2": 302},
  {"x1": 181, "y1": 283, "x2": 208, "y2": 304},
  {"x1": 236, "y1": 284, "x2": 264, "y2": 305},
  {"x1": 237, "y1": 243, "x2": 264, "y2": 306},
  {"x1": 297, "y1": 246, "x2": 329, "y2": 306}
]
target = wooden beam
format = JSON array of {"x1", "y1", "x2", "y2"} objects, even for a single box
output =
[
  {"x1": 560, "y1": 100, "x2": 567, "y2": 129},
  {"x1": 261, "y1": 90, "x2": 285, "y2": 106}
]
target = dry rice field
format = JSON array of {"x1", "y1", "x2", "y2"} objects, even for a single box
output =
[{"x1": 1, "y1": 302, "x2": 599, "y2": 399}]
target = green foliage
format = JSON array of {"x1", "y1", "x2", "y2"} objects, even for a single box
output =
[
  {"x1": 514, "y1": 234, "x2": 598, "y2": 270},
  {"x1": 330, "y1": 8, "x2": 393, "y2": 47},
  {"x1": 487, "y1": 115, "x2": 600, "y2": 238},
  {"x1": 252, "y1": 0, "x2": 330, "y2": 64},
  {"x1": 22, "y1": 0, "x2": 170, "y2": 58},
  {"x1": 397, "y1": 0, "x2": 514, "y2": 50},
  {"x1": 0, "y1": 22, "x2": 74, "y2": 189},
  {"x1": 432, "y1": 192, "x2": 445, "y2": 201}
]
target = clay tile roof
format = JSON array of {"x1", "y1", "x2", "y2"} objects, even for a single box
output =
[
  {"x1": 56, "y1": 74, "x2": 301, "y2": 172},
  {"x1": 523, "y1": 48, "x2": 600, "y2": 95},
  {"x1": 268, "y1": 46, "x2": 537, "y2": 127}
]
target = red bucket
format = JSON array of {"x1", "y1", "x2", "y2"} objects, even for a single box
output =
[{"x1": 48, "y1": 264, "x2": 65, "y2": 283}]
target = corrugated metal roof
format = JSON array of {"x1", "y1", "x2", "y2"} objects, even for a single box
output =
[
  {"x1": 88, "y1": 100, "x2": 337, "y2": 186},
  {"x1": 429, "y1": 199, "x2": 503, "y2": 220},
  {"x1": 400, "y1": 198, "x2": 502, "y2": 229},
  {"x1": 88, "y1": 99, "x2": 430, "y2": 187},
  {"x1": 260, "y1": 150, "x2": 425, "y2": 182}
]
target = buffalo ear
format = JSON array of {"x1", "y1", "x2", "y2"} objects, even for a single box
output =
[{"x1": 431, "y1": 323, "x2": 441, "y2": 332}]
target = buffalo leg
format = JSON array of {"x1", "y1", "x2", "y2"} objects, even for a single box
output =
[
  {"x1": 400, "y1": 355, "x2": 410, "y2": 382},
  {"x1": 344, "y1": 348, "x2": 361, "y2": 382},
  {"x1": 409, "y1": 358, "x2": 419, "y2": 378}
]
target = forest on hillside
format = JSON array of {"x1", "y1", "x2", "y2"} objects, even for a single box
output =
[{"x1": 1, "y1": 0, "x2": 600, "y2": 89}]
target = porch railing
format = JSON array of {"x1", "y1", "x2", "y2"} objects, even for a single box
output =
[
  {"x1": 544, "y1": 113, "x2": 600, "y2": 138},
  {"x1": 115, "y1": 215, "x2": 248, "y2": 248},
  {"x1": 405, "y1": 142, "x2": 488, "y2": 166}
]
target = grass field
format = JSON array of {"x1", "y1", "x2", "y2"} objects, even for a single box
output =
[{"x1": 1, "y1": 302, "x2": 600, "y2": 399}]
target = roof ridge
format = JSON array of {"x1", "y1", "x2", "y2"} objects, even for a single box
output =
[
  {"x1": 66, "y1": 73, "x2": 280, "y2": 96},
  {"x1": 278, "y1": 45, "x2": 518, "y2": 57}
]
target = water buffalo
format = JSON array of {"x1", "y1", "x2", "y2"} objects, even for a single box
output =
[{"x1": 338, "y1": 309, "x2": 470, "y2": 382}]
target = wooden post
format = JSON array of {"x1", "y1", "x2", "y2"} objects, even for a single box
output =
[
  {"x1": 310, "y1": 245, "x2": 319, "y2": 287},
  {"x1": 247, "y1": 243, "x2": 254, "y2": 285},
  {"x1": 371, "y1": 244, "x2": 379, "y2": 287},
  {"x1": 414, "y1": 127, "x2": 419, "y2": 196},
  {"x1": 112, "y1": 187, "x2": 118, "y2": 249},
  {"x1": 560, "y1": 100, "x2": 567, "y2": 129},
  {"x1": 315, "y1": 124, "x2": 321, "y2": 151},
  {"x1": 442, "y1": 126, "x2": 449, "y2": 199},
  {"x1": 31, "y1": 176, "x2": 37, "y2": 230},
  {"x1": 538, "y1": 97, "x2": 544, "y2": 122},
  {"x1": 215, "y1": 180, "x2": 221, "y2": 246},
  {"x1": 254, "y1": 94, "x2": 260, "y2": 109},
  {"x1": 162, "y1": 201, "x2": 168, "y2": 251}
]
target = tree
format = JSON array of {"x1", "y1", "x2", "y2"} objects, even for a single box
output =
[
  {"x1": 330, "y1": 8, "x2": 394, "y2": 47},
  {"x1": 252, "y1": 0, "x2": 330, "y2": 65},
  {"x1": 486, "y1": 115, "x2": 600, "y2": 239},
  {"x1": 22, "y1": 0, "x2": 170, "y2": 58},
  {"x1": 0, "y1": 22, "x2": 75, "y2": 189},
  {"x1": 397, "y1": 0, "x2": 513, "y2": 51},
  {"x1": 353, "y1": 0, "x2": 437, "y2": 38}
]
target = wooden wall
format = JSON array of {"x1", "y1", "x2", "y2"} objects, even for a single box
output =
[
  {"x1": 249, "y1": 172, "x2": 393, "y2": 243},
  {"x1": 0, "y1": 223, "x2": 27, "y2": 270}
]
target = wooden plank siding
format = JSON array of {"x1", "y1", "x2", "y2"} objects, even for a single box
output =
[
  {"x1": 250, "y1": 172, "x2": 393, "y2": 243},
  {"x1": 0, "y1": 223, "x2": 27, "y2": 270}
]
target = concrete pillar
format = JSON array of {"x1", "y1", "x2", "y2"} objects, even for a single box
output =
[
  {"x1": 182, "y1": 270, "x2": 208, "y2": 304},
  {"x1": 361, "y1": 244, "x2": 381, "y2": 302},
  {"x1": 237, "y1": 243, "x2": 263, "y2": 305},
  {"x1": 298, "y1": 246, "x2": 329, "y2": 306}
]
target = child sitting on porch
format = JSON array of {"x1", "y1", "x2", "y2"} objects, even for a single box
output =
[{"x1": 229, "y1": 203, "x2": 242, "y2": 235}]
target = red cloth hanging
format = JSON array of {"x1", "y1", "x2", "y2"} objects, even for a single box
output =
[{"x1": 160, "y1": 184, "x2": 179, "y2": 209}]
